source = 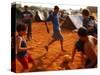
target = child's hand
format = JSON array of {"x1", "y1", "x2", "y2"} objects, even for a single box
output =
[{"x1": 28, "y1": 46, "x2": 34, "y2": 50}]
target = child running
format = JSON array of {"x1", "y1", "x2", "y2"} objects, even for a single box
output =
[
  {"x1": 16, "y1": 24, "x2": 35, "y2": 72},
  {"x1": 71, "y1": 27, "x2": 97, "y2": 68},
  {"x1": 45, "y1": 6, "x2": 66, "y2": 52}
]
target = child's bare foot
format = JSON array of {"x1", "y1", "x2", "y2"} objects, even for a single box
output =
[{"x1": 44, "y1": 45, "x2": 48, "y2": 52}]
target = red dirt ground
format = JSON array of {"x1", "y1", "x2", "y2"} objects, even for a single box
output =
[{"x1": 16, "y1": 22, "x2": 84, "y2": 72}]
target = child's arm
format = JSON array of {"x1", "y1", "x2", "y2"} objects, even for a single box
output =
[
  {"x1": 93, "y1": 36, "x2": 97, "y2": 45},
  {"x1": 44, "y1": 21, "x2": 50, "y2": 33},
  {"x1": 59, "y1": 16, "x2": 66, "y2": 21},
  {"x1": 59, "y1": 16, "x2": 66, "y2": 26},
  {"x1": 44, "y1": 15, "x2": 52, "y2": 33}
]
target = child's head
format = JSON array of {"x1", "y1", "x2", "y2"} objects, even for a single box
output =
[
  {"x1": 49, "y1": 10, "x2": 53, "y2": 15},
  {"x1": 78, "y1": 27, "x2": 88, "y2": 42},
  {"x1": 17, "y1": 24, "x2": 27, "y2": 36},
  {"x1": 24, "y1": 5, "x2": 28, "y2": 11},
  {"x1": 54, "y1": 5, "x2": 59, "y2": 13},
  {"x1": 90, "y1": 15, "x2": 95, "y2": 20},
  {"x1": 82, "y1": 9, "x2": 90, "y2": 19}
]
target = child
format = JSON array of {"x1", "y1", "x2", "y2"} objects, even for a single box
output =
[
  {"x1": 89, "y1": 15, "x2": 97, "y2": 37},
  {"x1": 45, "y1": 6, "x2": 66, "y2": 52},
  {"x1": 82, "y1": 9, "x2": 97, "y2": 36},
  {"x1": 16, "y1": 24, "x2": 35, "y2": 72},
  {"x1": 22, "y1": 5, "x2": 33, "y2": 41},
  {"x1": 71, "y1": 27, "x2": 97, "y2": 68}
]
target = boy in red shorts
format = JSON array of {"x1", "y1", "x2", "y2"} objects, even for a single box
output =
[{"x1": 16, "y1": 24, "x2": 35, "y2": 72}]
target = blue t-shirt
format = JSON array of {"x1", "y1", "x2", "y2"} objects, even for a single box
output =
[{"x1": 47, "y1": 12, "x2": 60, "y2": 32}]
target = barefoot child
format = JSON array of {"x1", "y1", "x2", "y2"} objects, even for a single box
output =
[
  {"x1": 45, "y1": 6, "x2": 66, "y2": 52},
  {"x1": 16, "y1": 24, "x2": 35, "y2": 72},
  {"x1": 71, "y1": 27, "x2": 97, "y2": 68}
]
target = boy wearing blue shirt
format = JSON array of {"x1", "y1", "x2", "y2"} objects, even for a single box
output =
[{"x1": 45, "y1": 6, "x2": 66, "y2": 52}]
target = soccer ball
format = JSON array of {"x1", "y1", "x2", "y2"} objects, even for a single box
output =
[{"x1": 64, "y1": 54, "x2": 72, "y2": 62}]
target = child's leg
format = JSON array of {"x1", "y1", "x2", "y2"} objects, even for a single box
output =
[
  {"x1": 28, "y1": 55, "x2": 37, "y2": 71},
  {"x1": 60, "y1": 40, "x2": 65, "y2": 52},
  {"x1": 17, "y1": 56, "x2": 29, "y2": 72},
  {"x1": 28, "y1": 24, "x2": 32, "y2": 39},
  {"x1": 48, "y1": 39, "x2": 56, "y2": 46},
  {"x1": 25, "y1": 24, "x2": 29, "y2": 41},
  {"x1": 45, "y1": 39, "x2": 56, "y2": 51},
  {"x1": 80, "y1": 53, "x2": 85, "y2": 68},
  {"x1": 60, "y1": 40, "x2": 63, "y2": 50},
  {"x1": 27, "y1": 25, "x2": 30, "y2": 40},
  {"x1": 28, "y1": 55, "x2": 36, "y2": 65}
]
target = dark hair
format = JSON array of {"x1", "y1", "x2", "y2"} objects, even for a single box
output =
[
  {"x1": 17, "y1": 24, "x2": 26, "y2": 32},
  {"x1": 54, "y1": 5, "x2": 59, "y2": 10},
  {"x1": 24, "y1": 5, "x2": 28, "y2": 9},
  {"x1": 78, "y1": 27, "x2": 88, "y2": 37},
  {"x1": 49, "y1": 10, "x2": 53, "y2": 15},
  {"x1": 82, "y1": 9, "x2": 90, "y2": 16},
  {"x1": 90, "y1": 16, "x2": 95, "y2": 20}
]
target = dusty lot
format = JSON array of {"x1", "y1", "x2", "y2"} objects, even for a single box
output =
[{"x1": 16, "y1": 22, "x2": 84, "y2": 72}]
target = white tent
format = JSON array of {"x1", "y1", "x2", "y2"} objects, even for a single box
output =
[
  {"x1": 69, "y1": 15, "x2": 83, "y2": 29},
  {"x1": 34, "y1": 10, "x2": 48, "y2": 21},
  {"x1": 61, "y1": 15, "x2": 83, "y2": 30}
]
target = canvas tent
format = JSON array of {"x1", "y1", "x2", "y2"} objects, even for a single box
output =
[
  {"x1": 61, "y1": 15, "x2": 83, "y2": 30},
  {"x1": 34, "y1": 10, "x2": 48, "y2": 22},
  {"x1": 34, "y1": 11, "x2": 42, "y2": 22}
]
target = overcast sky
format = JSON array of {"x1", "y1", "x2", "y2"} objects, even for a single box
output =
[{"x1": 11, "y1": 0, "x2": 98, "y2": 10}]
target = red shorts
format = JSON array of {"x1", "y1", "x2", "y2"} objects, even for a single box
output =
[{"x1": 17, "y1": 55, "x2": 34, "y2": 69}]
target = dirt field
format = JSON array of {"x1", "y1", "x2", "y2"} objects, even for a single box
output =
[{"x1": 16, "y1": 22, "x2": 84, "y2": 72}]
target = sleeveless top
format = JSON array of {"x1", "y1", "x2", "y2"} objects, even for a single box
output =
[{"x1": 17, "y1": 36, "x2": 27, "y2": 57}]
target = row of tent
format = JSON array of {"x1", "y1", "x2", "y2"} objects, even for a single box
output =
[
  {"x1": 33, "y1": 10, "x2": 83, "y2": 30},
  {"x1": 14, "y1": 4, "x2": 83, "y2": 30}
]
